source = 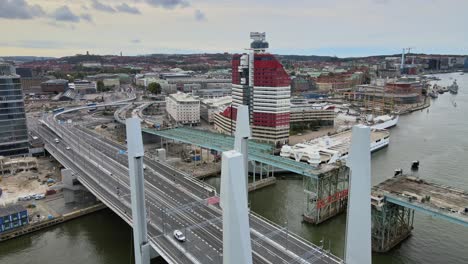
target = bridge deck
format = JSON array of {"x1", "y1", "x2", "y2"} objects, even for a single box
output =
[
  {"x1": 37, "y1": 117, "x2": 344, "y2": 264},
  {"x1": 145, "y1": 127, "x2": 338, "y2": 179},
  {"x1": 373, "y1": 175, "x2": 468, "y2": 227}
]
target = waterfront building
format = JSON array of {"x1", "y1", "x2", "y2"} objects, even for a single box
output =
[
  {"x1": 166, "y1": 92, "x2": 200, "y2": 125},
  {"x1": 0, "y1": 63, "x2": 29, "y2": 157},
  {"x1": 290, "y1": 100, "x2": 335, "y2": 127},
  {"x1": 0, "y1": 204, "x2": 29, "y2": 233},
  {"x1": 215, "y1": 32, "x2": 291, "y2": 146}
]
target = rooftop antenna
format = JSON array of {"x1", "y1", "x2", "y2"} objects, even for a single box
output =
[{"x1": 249, "y1": 32, "x2": 268, "y2": 53}]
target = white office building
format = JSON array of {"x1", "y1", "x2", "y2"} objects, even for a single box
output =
[{"x1": 166, "y1": 93, "x2": 200, "y2": 125}]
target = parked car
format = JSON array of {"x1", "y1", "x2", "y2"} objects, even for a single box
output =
[
  {"x1": 173, "y1": 230, "x2": 186, "y2": 242},
  {"x1": 34, "y1": 194, "x2": 46, "y2": 200},
  {"x1": 18, "y1": 195, "x2": 31, "y2": 201}
]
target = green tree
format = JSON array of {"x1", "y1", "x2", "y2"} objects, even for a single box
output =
[
  {"x1": 97, "y1": 80, "x2": 106, "y2": 92},
  {"x1": 148, "y1": 82, "x2": 162, "y2": 94}
]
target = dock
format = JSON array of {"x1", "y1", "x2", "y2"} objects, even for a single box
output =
[{"x1": 371, "y1": 175, "x2": 468, "y2": 252}]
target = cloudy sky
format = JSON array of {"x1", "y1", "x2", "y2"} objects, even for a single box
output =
[{"x1": 0, "y1": 0, "x2": 467, "y2": 57}]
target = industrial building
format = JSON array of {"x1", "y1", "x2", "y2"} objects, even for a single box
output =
[
  {"x1": 166, "y1": 92, "x2": 200, "y2": 125},
  {"x1": 41, "y1": 79, "x2": 68, "y2": 94},
  {"x1": 290, "y1": 104, "x2": 335, "y2": 126},
  {"x1": 21, "y1": 77, "x2": 50, "y2": 94},
  {"x1": 0, "y1": 204, "x2": 29, "y2": 233},
  {"x1": 0, "y1": 63, "x2": 29, "y2": 157},
  {"x1": 291, "y1": 76, "x2": 316, "y2": 95},
  {"x1": 214, "y1": 32, "x2": 291, "y2": 146},
  {"x1": 103, "y1": 78, "x2": 120, "y2": 88},
  {"x1": 70, "y1": 80, "x2": 97, "y2": 95},
  {"x1": 192, "y1": 87, "x2": 231, "y2": 99}
]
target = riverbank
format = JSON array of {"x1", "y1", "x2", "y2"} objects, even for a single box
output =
[
  {"x1": 0, "y1": 194, "x2": 106, "y2": 242},
  {"x1": 398, "y1": 97, "x2": 431, "y2": 115}
]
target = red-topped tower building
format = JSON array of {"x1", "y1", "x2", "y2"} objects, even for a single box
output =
[{"x1": 214, "y1": 32, "x2": 291, "y2": 146}]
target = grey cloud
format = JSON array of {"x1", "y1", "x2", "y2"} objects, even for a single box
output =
[
  {"x1": 91, "y1": 0, "x2": 116, "y2": 13},
  {"x1": 194, "y1": 9, "x2": 206, "y2": 21},
  {"x1": 373, "y1": 0, "x2": 390, "y2": 3},
  {"x1": 52, "y1": 6, "x2": 81, "y2": 23},
  {"x1": 47, "y1": 21, "x2": 76, "y2": 30},
  {"x1": 81, "y1": 13, "x2": 93, "y2": 22},
  {"x1": 145, "y1": 0, "x2": 190, "y2": 9},
  {"x1": 116, "y1": 3, "x2": 141, "y2": 14},
  {"x1": 0, "y1": 40, "x2": 67, "y2": 49},
  {"x1": 0, "y1": 0, "x2": 45, "y2": 19}
]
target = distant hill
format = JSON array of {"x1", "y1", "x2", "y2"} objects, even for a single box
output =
[
  {"x1": 0, "y1": 56, "x2": 55, "y2": 63},
  {"x1": 277, "y1": 54, "x2": 340, "y2": 62}
]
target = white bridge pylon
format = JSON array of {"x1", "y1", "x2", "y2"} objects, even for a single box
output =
[
  {"x1": 345, "y1": 124, "x2": 372, "y2": 264},
  {"x1": 221, "y1": 104, "x2": 254, "y2": 264}
]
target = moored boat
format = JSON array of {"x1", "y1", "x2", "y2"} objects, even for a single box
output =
[{"x1": 448, "y1": 80, "x2": 459, "y2": 94}]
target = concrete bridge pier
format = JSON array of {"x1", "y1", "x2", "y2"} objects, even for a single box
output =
[
  {"x1": 302, "y1": 164, "x2": 349, "y2": 224},
  {"x1": 371, "y1": 199, "x2": 414, "y2": 252},
  {"x1": 149, "y1": 247, "x2": 160, "y2": 259},
  {"x1": 61, "y1": 168, "x2": 97, "y2": 204}
]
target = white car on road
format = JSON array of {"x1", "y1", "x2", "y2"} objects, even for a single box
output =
[{"x1": 173, "y1": 230, "x2": 186, "y2": 242}]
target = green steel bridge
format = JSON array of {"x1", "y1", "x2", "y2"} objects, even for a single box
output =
[{"x1": 142, "y1": 127, "x2": 338, "y2": 179}]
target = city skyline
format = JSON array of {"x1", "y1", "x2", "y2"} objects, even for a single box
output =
[{"x1": 1, "y1": 0, "x2": 467, "y2": 57}]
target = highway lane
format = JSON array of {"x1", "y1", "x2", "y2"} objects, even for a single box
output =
[
  {"x1": 36, "y1": 127, "x2": 195, "y2": 264},
  {"x1": 37, "y1": 125, "x2": 223, "y2": 264},
  {"x1": 75, "y1": 126, "x2": 216, "y2": 200}
]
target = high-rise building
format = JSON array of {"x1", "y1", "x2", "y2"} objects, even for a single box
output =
[
  {"x1": 0, "y1": 63, "x2": 29, "y2": 156},
  {"x1": 214, "y1": 32, "x2": 291, "y2": 146}
]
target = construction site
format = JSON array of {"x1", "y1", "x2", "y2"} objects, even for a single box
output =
[
  {"x1": 0, "y1": 156, "x2": 60, "y2": 204},
  {"x1": 0, "y1": 154, "x2": 104, "y2": 242}
]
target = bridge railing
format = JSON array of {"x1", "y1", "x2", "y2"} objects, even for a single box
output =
[{"x1": 250, "y1": 211, "x2": 343, "y2": 263}]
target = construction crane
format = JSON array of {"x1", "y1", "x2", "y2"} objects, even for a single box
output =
[
  {"x1": 400, "y1": 47, "x2": 416, "y2": 71},
  {"x1": 406, "y1": 47, "x2": 416, "y2": 64}
]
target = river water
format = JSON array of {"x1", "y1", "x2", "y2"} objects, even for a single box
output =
[{"x1": 1, "y1": 73, "x2": 467, "y2": 264}]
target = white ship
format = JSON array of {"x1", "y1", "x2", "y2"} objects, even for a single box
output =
[
  {"x1": 335, "y1": 113, "x2": 399, "y2": 131},
  {"x1": 280, "y1": 129, "x2": 390, "y2": 167},
  {"x1": 368, "y1": 115, "x2": 399, "y2": 130}
]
